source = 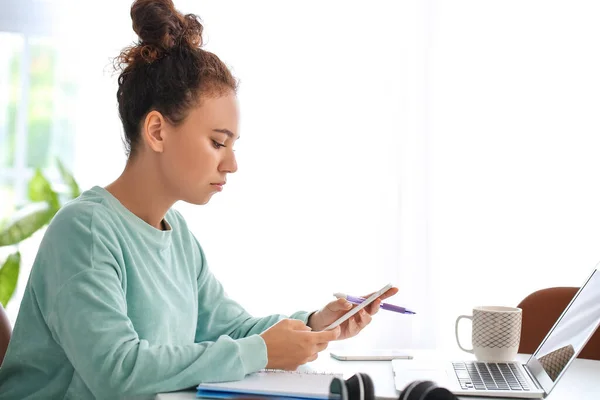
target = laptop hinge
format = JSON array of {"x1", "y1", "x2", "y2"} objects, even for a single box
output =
[{"x1": 522, "y1": 363, "x2": 543, "y2": 391}]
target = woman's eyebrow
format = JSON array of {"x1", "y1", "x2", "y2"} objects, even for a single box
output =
[{"x1": 212, "y1": 129, "x2": 239, "y2": 140}]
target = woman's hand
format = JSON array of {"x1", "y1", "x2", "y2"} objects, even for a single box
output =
[
  {"x1": 260, "y1": 319, "x2": 340, "y2": 370},
  {"x1": 306, "y1": 287, "x2": 399, "y2": 340}
]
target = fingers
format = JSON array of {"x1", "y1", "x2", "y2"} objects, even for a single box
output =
[
  {"x1": 366, "y1": 299, "x2": 382, "y2": 315},
  {"x1": 360, "y1": 286, "x2": 399, "y2": 301},
  {"x1": 303, "y1": 341, "x2": 329, "y2": 364},
  {"x1": 296, "y1": 334, "x2": 332, "y2": 366},
  {"x1": 378, "y1": 287, "x2": 399, "y2": 300},
  {"x1": 305, "y1": 326, "x2": 340, "y2": 343},
  {"x1": 345, "y1": 309, "x2": 373, "y2": 338},
  {"x1": 325, "y1": 326, "x2": 341, "y2": 341},
  {"x1": 285, "y1": 319, "x2": 312, "y2": 331},
  {"x1": 326, "y1": 298, "x2": 353, "y2": 312},
  {"x1": 357, "y1": 309, "x2": 372, "y2": 327},
  {"x1": 347, "y1": 313, "x2": 360, "y2": 336},
  {"x1": 360, "y1": 287, "x2": 400, "y2": 315},
  {"x1": 315, "y1": 341, "x2": 329, "y2": 353}
]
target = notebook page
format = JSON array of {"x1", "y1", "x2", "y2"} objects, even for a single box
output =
[{"x1": 197, "y1": 368, "x2": 342, "y2": 399}]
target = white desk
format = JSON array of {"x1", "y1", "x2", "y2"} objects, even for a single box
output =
[{"x1": 156, "y1": 352, "x2": 600, "y2": 400}]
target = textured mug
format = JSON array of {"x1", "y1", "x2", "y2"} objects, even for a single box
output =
[{"x1": 455, "y1": 306, "x2": 522, "y2": 362}]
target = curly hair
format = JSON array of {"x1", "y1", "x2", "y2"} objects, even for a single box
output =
[{"x1": 113, "y1": 0, "x2": 238, "y2": 156}]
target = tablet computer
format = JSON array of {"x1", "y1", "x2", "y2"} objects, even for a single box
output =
[{"x1": 323, "y1": 283, "x2": 393, "y2": 330}]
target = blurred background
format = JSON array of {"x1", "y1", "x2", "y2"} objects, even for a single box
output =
[{"x1": 2, "y1": 0, "x2": 600, "y2": 352}]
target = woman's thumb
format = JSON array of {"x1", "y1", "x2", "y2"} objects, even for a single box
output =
[
  {"x1": 329, "y1": 298, "x2": 353, "y2": 311},
  {"x1": 288, "y1": 319, "x2": 312, "y2": 331}
]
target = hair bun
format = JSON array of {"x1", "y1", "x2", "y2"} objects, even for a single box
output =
[{"x1": 130, "y1": 0, "x2": 203, "y2": 62}]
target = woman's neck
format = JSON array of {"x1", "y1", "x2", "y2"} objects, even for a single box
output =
[{"x1": 105, "y1": 158, "x2": 175, "y2": 230}]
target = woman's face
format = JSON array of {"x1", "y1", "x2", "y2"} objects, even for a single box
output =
[{"x1": 157, "y1": 91, "x2": 239, "y2": 205}]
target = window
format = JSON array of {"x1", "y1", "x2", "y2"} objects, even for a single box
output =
[
  {"x1": 0, "y1": 33, "x2": 78, "y2": 216},
  {"x1": 1, "y1": 1, "x2": 80, "y2": 324}
]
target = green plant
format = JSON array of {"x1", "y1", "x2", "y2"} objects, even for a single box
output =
[{"x1": 0, "y1": 159, "x2": 80, "y2": 307}]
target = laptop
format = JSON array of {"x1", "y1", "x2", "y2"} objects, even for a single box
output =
[{"x1": 392, "y1": 268, "x2": 600, "y2": 398}]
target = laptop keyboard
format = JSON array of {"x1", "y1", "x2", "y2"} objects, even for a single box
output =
[{"x1": 452, "y1": 362, "x2": 530, "y2": 391}]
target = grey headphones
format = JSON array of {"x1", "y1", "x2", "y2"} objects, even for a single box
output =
[
  {"x1": 398, "y1": 380, "x2": 458, "y2": 400},
  {"x1": 330, "y1": 374, "x2": 457, "y2": 400},
  {"x1": 330, "y1": 373, "x2": 375, "y2": 400}
]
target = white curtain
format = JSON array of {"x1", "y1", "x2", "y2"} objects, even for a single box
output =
[
  {"x1": 428, "y1": 0, "x2": 600, "y2": 350},
  {"x1": 4, "y1": 0, "x2": 600, "y2": 354}
]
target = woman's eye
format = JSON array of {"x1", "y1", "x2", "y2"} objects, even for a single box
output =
[{"x1": 212, "y1": 140, "x2": 226, "y2": 149}]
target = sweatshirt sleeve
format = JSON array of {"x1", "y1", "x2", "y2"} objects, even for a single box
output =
[
  {"x1": 43, "y1": 210, "x2": 271, "y2": 399},
  {"x1": 193, "y1": 238, "x2": 314, "y2": 344}
]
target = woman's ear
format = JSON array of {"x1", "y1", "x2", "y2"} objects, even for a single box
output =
[{"x1": 142, "y1": 110, "x2": 167, "y2": 153}]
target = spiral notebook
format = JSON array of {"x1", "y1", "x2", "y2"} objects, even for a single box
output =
[{"x1": 196, "y1": 368, "x2": 342, "y2": 399}]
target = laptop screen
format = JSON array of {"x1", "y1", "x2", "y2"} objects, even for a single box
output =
[{"x1": 526, "y1": 269, "x2": 600, "y2": 394}]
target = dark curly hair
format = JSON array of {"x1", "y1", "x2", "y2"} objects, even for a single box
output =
[{"x1": 114, "y1": 0, "x2": 238, "y2": 157}]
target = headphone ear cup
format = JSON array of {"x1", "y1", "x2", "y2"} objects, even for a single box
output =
[
  {"x1": 345, "y1": 374, "x2": 363, "y2": 400},
  {"x1": 345, "y1": 373, "x2": 375, "y2": 400},
  {"x1": 422, "y1": 386, "x2": 458, "y2": 400},
  {"x1": 329, "y1": 377, "x2": 349, "y2": 400},
  {"x1": 398, "y1": 380, "x2": 421, "y2": 400},
  {"x1": 356, "y1": 373, "x2": 375, "y2": 400},
  {"x1": 399, "y1": 380, "x2": 436, "y2": 400},
  {"x1": 398, "y1": 380, "x2": 458, "y2": 400}
]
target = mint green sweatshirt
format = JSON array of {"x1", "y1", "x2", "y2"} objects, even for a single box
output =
[{"x1": 0, "y1": 186, "x2": 311, "y2": 399}]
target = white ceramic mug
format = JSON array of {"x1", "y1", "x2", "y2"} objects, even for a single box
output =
[{"x1": 455, "y1": 306, "x2": 522, "y2": 362}]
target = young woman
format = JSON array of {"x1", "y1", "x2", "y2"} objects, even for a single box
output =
[{"x1": 0, "y1": 1, "x2": 398, "y2": 398}]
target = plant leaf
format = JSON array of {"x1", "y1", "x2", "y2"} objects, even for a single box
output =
[
  {"x1": 56, "y1": 158, "x2": 80, "y2": 199},
  {"x1": 0, "y1": 203, "x2": 54, "y2": 247},
  {"x1": 28, "y1": 169, "x2": 51, "y2": 202},
  {"x1": 28, "y1": 168, "x2": 60, "y2": 211},
  {"x1": 0, "y1": 252, "x2": 20, "y2": 307}
]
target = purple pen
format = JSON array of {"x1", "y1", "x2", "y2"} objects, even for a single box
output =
[{"x1": 333, "y1": 293, "x2": 416, "y2": 314}]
